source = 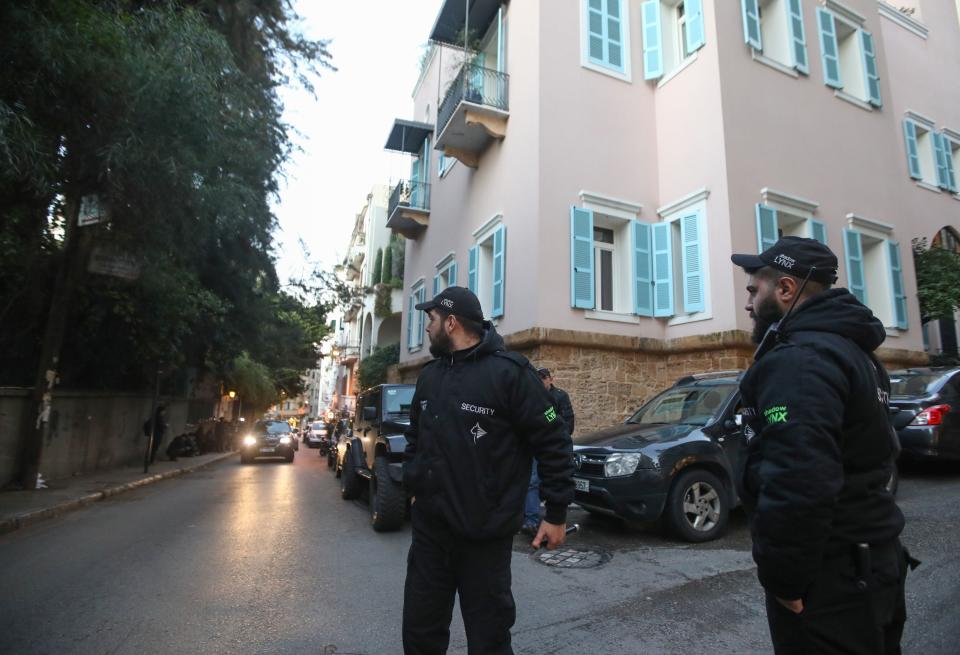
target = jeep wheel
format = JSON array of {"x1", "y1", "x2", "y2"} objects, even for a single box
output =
[
  {"x1": 664, "y1": 469, "x2": 728, "y2": 543},
  {"x1": 327, "y1": 449, "x2": 336, "y2": 470},
  {"x1": 340, "y1": 450, "x2": 363, "y2": 500},
  {"x1": 370, "y1": 457, "x2": 405, "y2": 532}
]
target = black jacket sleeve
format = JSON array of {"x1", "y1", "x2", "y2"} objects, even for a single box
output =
[
  {"x1": 555, "y1": 388, "x2": 575, "y2": 435},
  {"x1": 748, "y1": 344, "x2": 847, "y2": 600},
  {"x1": 402, "y1": 379, "x2": 423, "y2": 492},
  {"x1": 511, "y1": 366, "x2": 574, "y2": 524}
]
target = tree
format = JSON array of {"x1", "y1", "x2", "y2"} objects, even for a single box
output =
[
  {"x1": 382, "y1": 243, "x2": 393, "y2": 284},
  {"x1": 912, "y1": 238, "x2": 960, "y2": 323}
]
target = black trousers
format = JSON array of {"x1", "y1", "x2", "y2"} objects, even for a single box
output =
[
  {"x1": 765, "y1": 539, "x2": 908, "y2": 655},
  {"x1": 402, "y1": 506, "x2": 516, "y2": 655}
]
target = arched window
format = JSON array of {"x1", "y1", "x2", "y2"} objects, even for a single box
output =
[{"x1": 931, "y1": 226, "x2": 960, "y2": 253}]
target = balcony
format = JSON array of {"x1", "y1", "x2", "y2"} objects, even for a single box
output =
[
  {"x1": 435, "y1": 63, "x2": 509, "y2": 168},
  {"x1": 386, "y1": 179, "x2": 431, "y2": 239}
]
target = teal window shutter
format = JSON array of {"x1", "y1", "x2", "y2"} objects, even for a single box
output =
[
  {"x1": 570, "y1": 206, "x2": 595, "y2": 308},
  {"x1": 817, "y1": 8, "x2": 841, "y2": 89},
  {"x1": 944, "y1": 136, "x2": 958, "y2": 193},
  {"x1": 641, "y1": 0, "x2": 663, "y2": 80},
  {"x1": 887, "y1": 240, "x2": 908, "y2": 329},
  {"x1": 652, "y1": 222, "x2": 674, "y2": 317},
  {"x1": 902, "y1": 120, "x2": 922, "y2": 180},
  {"x1": 787, "y1": 0, "x2": 808, "y2": 74},
  {"x1": 587, "y1": 0, "x2": 605, "y2": 63},
  {"x1": 492, "y1": 225, "x2": 505, "y2": 318},
  {"x1": 755, "y1": 204, "x2": 778, "y2": 253},
  {"x1": 433, "y1": 274, "x2": 440, "y2": 296},
  {"x1": 859, "y1": 30, "x2": 881, "y2": 107},
  {"x1": 934, "y1": 133, "x2": 951, "y2": 189},
  {"x1": 843, "y1": 229, "x2": 866, "y2": 305},
  {"x1": 407, "y1": 293, "x2": 415, "y2": 349},
  {"x1": 741, "y1": 0, "x2": 762, "y2": 50},
  {"x1": 809, "y1": 219, "x2": 827, "y2": 245},
  {"x1": 586, "y1": 0, "x2": 624, "y2": 72},
  {"x1": 680, "y1": 212, "x2": 705, "y2": 313},
  {"x1": 685, "y1": 0, "x2": 705, "y2": 53},
  {"x1": 417, "y1": 287, "x2": 426, "y2": 346},
  {"x1": 468, "y1": 246, "x2": 479, "y2": 293},
  {"x1": 449, "y1": 261, "x2": 457, "y2": 286},
  {"x1": 632, "y1": 221, "x2": 653, "y2": 317}
]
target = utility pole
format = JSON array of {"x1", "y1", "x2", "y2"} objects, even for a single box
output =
[
  {"x1": 17, "y1": 193, "x2": 94, "y2": 490},
  {"x1": 143, "y1": 362, "x2": 162, "y2": 473}
]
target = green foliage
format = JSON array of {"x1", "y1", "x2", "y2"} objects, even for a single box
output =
[
  {"x1": 381, "y1": 244, "x2": 393, "y2": 285},
  {"x1": 228, "y1": 352, "x2": 276, "y2": 410},
  {"x1": 0, "y1": 1, "x2": 337, "y2": 395},
  {"x1": 372, "y1": 248, "x2": 383, "y2": 286},
  {"x1": 374, "y1": 284, "x2": 393, "y2": 319},
  {"x1": 912, "y1": 238, "x2": 960, "y2": 322},
  {"x1": 357, "y1": 343, "x2": 400, "y2": 391}
]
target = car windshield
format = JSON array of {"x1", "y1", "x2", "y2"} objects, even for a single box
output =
[
  {"x1": 889, "y1": 371, "x2": 946, "y2": 397},
  {"x1": 384, "y1": 387, "x2": 415, "y2": 415},
  {"x1": 311, "y1": 422, "x2": 324, "y2": 431},
  {"x1": 257, "y1": 421, "x2": 290, "y2": 434},
  {"x1": 626, "y1": 384, "x2": 737, "y2": 427}
]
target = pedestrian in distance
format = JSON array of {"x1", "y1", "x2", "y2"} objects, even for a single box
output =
[
  {"x1": 731, "y1": 236, "x2": 917, "y2": 655},
  {"x1": 521, "y1": 368, "x2": 576, "y2": 536},
  {"x1": 402, "y1": 286, "x2": 574, "y2": 655}
]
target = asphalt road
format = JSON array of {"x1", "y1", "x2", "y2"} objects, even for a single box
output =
[{"x1": 0, "y1": 450, "x2": 957, "y2": 654}]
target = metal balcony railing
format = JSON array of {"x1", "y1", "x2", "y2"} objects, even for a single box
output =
[
  {"x1": 437, "y1": 63, "x2": 509, "y2": 138},
  {"x1": 388, "y1": 179, "x2": 431, "y2": 217}
]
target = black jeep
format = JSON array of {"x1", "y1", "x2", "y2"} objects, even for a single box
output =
[{"x1": 335, "y1": 384, "x2": 415, "y2": 531}]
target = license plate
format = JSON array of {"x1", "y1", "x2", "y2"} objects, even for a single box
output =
[
  {"x1": 574, "y1": 477, "x2": 589, "y2": 492},
  {"x1": 259, "y1": 447, "x2": 275, "y2": 454}
]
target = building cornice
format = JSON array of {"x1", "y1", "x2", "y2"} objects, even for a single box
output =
[
  {"x1": 877, "y1": 2, "x2": 928, "y2": 39},
  {"x1": 904, "y1": 110, "x2": 936, "y2": 130},
  {"x1": 578, "y1": 190, "x2": 643, "y2": 217},
  {"x1": 657, "y1": 188, "x2": 710, "y2": 217},
  {"x1": 824, "y1": 0, "x2": 866, "y2": 26},
  {"x1": 761, "y1": 188, "x2": 819, "y2": 214},
  {"x1": 847, "y1": 213, "x2": 894, "y2": 235}
]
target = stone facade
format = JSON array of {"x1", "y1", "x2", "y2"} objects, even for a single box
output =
[{"x1": 388, "y1": 327, "x2": 926, "y2": 436}]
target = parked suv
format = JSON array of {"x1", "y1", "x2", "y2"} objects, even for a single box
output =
[
  {"x1": 336, "y1": 384, "x2": 416, "y2": 531},
  {"x1": 573, "y1": 372, "x2": 745, "y2": 542}
]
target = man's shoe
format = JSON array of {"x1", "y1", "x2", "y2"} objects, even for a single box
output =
[{"x1": 519, "y1": 523, "x2": 539, "y2": 537}]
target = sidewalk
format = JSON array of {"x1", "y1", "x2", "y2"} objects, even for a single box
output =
[{"x1": 0, "y1": 451, "x2": 236, "y2": 536}]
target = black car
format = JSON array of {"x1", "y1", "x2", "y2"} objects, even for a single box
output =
[
  {"x1": 240, "y1": 420, "x2": 296, "y2": 464},
  {"x1": 573, "y1": 372, "x2": 745, "y2": 542},
  {"x1": 336, "y1": 383, "x2": 415, "y2": 531},
  {"x1": 889, "y1": 367, "x2": 960, "y2": 461}
]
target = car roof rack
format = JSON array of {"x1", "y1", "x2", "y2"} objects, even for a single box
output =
[{"x1": 674, "y1": 370, "x2": 743, "y2": 386}]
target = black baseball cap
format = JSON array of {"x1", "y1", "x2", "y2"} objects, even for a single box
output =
[
  {"x1": 415, "y1": 286, "x2": 485, "y2": 323},
  {"x1": 731, "y1": 236, "x2": 838, "y2": 284},
  {"x1": 537, "y1": 367, "x2": 552, "y2": 378}
]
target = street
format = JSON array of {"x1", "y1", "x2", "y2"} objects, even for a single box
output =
[{"x1": 1, "y1": 451, "x2": 958, "y2": 655}]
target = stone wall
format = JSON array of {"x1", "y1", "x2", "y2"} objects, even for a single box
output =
[{"x1": 388, "y1": 327, "x2": 926, "y2": 436}]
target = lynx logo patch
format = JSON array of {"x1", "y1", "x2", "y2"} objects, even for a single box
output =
[
  {"x1": 470, "y1": 422, "x2": 487, "y2": 444},
  {"x1": 763, "y1": 405, "x2": 788, "y2": 424},
  {"x1": 544, "y1": 406, "x2": 558, "y2": 423}
]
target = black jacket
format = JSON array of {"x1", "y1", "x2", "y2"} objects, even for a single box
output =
[
  {"x1": 549, "y1": 386, "x2": 575, "y2": 435},
  {"x1": 739, "y1": 288, "x2": 904, "y2": 600},
  {"x1": 403, "y1": 325, "x2": 574, "y2": 539}
]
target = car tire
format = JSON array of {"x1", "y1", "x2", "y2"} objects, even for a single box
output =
[
  {"x1": 664, "y1": 468, "x2": 729, "y2": 543},
  {"x1": 285, "y1": 451, "x2": 295, "y2": 463},
  {"x1": 370, "y1": 457, "x2": 405, "y2": 532},
  {"x1": 340, "y1": 449, "x2": 363, "y2": 500}
]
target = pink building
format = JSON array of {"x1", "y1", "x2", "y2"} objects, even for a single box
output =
[{"x1": 384, "y1": 0, "x2": 959, "y2": 433}]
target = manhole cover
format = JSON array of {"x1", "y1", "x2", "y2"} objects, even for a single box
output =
[{"x1": 532, "y1": 547, "x2": 611, "y2": 569}]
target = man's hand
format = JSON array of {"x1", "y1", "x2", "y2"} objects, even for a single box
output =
[
  {"x1": 531, "y1": 521, "x2": 565, "y2": 550},
  {"x1": 776, "y1": 597, "x2": 804, "y2": 614}
]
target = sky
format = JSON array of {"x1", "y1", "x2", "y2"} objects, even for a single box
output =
[{"x1": 271, "y1": 0, "x2": 444, "y2": 287}]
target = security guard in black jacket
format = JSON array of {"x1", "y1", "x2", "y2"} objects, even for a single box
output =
[
  {"x1": 732, "y1": 237, "x2": 913, "y2": 655},
  {"x1": 402, "y1": 287, "x2": 574, "y2": 655}
]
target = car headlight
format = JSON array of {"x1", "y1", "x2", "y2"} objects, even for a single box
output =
[
  {"x1": 243, "y1": 435, "x2": 256, "y2": 446},
  {"x1": 279, "y1": 436, "x2": 291, "y2": 444},
  {"x1": 604, "y1": 453, "x2": 642, "y2": 477}
]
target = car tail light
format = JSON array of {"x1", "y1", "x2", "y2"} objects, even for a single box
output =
[{"x1": 909, "y1": 404, "x2": 951, "y2": 426}]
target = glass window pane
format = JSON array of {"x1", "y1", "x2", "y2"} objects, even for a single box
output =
[
  {"x1": 589, "y1": 36, "x2": 604, "y2": 60},
  {"x1": 600, "y1": 250, "x2": 613, "y2": 311},
  {"x1": 589, "y1": 12, "x2": 603, "y2": 35},
  {"x1": 608, "y1": 43, "x2": 622, "y2": 67}
]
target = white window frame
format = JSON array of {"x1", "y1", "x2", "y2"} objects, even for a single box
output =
[
  {"x1": 408, "y1": 278, "x2": 425, "y2": 353},
  {"x1": 659, "y1": 0, "x2": 698, "y2": 83},
  {"x1": 759, "y1": 187, "x2": 823, "y2": 240},
  {"x1": 472, "y1": 214, "x2": 503, "y2": 321},
  {"x1": 906, "y1": 111, "x2": 940, "y2": 190},
  {"x1": 578, "y1": 191, "x2": 643, "y2": 324},
  {"x1": 821, "y1": 1, "x2": 876, "y2": 110},
  {"x1": 434, "y1": 252, "x2": 457, "y2": 291},
  {"x1": 750, "y1": 0, "x2": 799, "y2": 76},
  {"x1": 845, "y1": 214, "x2": 901, "y2": 332},
  {"x1": 941, "y1": 127, "x2": 960, "y2": 198},
  {"x1": 657, "y1": 188, "x2": 711, "y2": 325},
  {"x1": 580, "y1": 0, "x2": 633, "y2": 83}
]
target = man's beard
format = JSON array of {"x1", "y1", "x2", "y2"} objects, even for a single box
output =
[
  {"x1": 751, "y1": 295, "x2": 784, "y2": 344},
  {"x1": 429, "y1": 323, "x2": 453, "y2": 358}
]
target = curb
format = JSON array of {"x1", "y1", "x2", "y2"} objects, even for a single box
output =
[{"x1": 0, "y1": 452, "x2": 236, "y2": 536}]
